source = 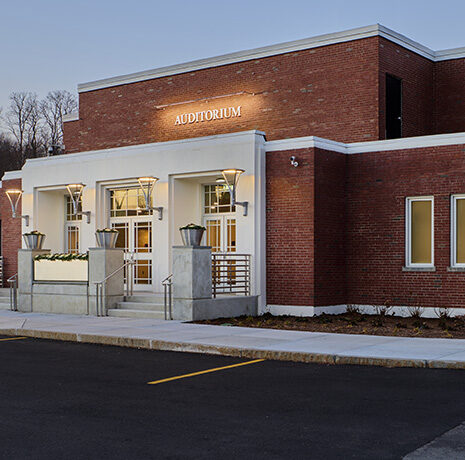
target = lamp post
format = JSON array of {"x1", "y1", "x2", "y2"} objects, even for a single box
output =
[
  {"x1": 5, "y1": 189, "x2": 29, "y2": 226},
  {"x1": 66, "y1": 183, "x2": 91, "y2": 223},
  {"x1": 137, "y1": 177, "x2": 164, "y2": 220},
  {"x1": 221, "y1": 169, "x2": 248, "y2": 216}
]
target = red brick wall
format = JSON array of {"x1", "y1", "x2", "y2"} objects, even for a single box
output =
[
  {"x1": 378, "y1": 37, "x2": 435, "y2": 139},
  {"x1": 0, "y1": 179, "x2": 22, "y2": 282},
  {"x1": 346, "y1": 144, "x2": 465, "y2": 309},
  {"x1": 64, "y1": 37, "x2": 380, "y2": 153},
  {"x1": 266, "y1": 148, "x2": 315, "y2": 306},
  {"x1": 434, "y1": 58, "x2": 465, "y2": 134},
  {"x1": 314, "y1": 148, "x2": 347, "y2": 306}
]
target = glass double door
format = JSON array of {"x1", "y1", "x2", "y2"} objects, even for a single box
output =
[
  {"x1": 203, "y1": 215, "x2": 236, "y2": 253},
  {"x1": 111, "y1": 217, "x2": 153, "y2": 289}
]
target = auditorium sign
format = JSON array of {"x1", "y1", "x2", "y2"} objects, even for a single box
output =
[{"x1": 174, "y1": 106, "x2": 241, "y2": 126}]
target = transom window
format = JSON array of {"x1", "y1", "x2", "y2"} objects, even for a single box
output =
[
  {"x1": 110, "y1": 188, "x2": 153, "y2": 217},
  {"x1": 204, "y1": 184, "x2": 235, "y2": 214},
  {"x1": 66, "y1": 196, "x2": 82, "y2": 221}
]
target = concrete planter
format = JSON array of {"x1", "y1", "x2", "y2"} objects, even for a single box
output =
[
  {"x1": 23, "y1": 233, "x2": 45, "y2": 250},
  {"x1": 96, "y1": 231, "x2": 118, "y2": 248},
  {"x1": 180, "y1": 228, "x2": 205, "y2": 247},
  {"x1": 34, "y1": 259, "x2": 88, "y2": 282}
]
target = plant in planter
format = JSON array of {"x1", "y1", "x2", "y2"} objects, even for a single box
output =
[
  {"x1": 179, "y1": 223, "x2": 206, "y2": 247},
  {"x1": 95, "y1": 228, "x2": 119, "y2": 248},
  {"x1": 35, "y1": 253, "x2": 88, "y2": 261},
  {"x1": 23, "y1": 230, "x2": 46, "y2": 249}
]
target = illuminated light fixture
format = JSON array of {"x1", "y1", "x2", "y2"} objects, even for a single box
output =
[
  {"x1": 138, "y1": 177, "x2": 163, "y2": 220},
  {"x1": 66, "y1": 183, "x2": 91, "y2": 223},
  {"x1": 155, "y1": 91, "x2": 260, "y2": 109},
  {"x1": 5, "y1": 189, "x2": 29, "y2": 226},
  {"x1": 215, "y1": 177, "x2": 226, "y2": 183},
  {"x1": 221, "y1": 169, "x2": 248, "y2": 216}
]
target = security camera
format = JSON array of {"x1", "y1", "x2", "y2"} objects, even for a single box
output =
[{"x1": 290, "y1": 156, "x2": 299, "y2": 167}]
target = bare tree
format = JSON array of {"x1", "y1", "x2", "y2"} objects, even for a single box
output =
[
  {"x1": 41, "y1": 90, "x2": 77, "y2": 151},
  {"x1": 24, "y1": 93, "x2": 45, "y2": 158},
  {"x1": 0, "y1": 134, "x2": 23, "y2": 178},
  {"x1": 4, "y1": 92, "x2": 36, "y2": 163}
]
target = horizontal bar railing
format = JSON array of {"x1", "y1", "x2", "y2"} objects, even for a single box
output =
[{"x1": 212, "y1": 253, "x2": 250, "y2": 298}]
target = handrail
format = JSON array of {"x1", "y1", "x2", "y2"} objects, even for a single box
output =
[
  {"x1": 162, "y1": 274, "x2": 173, "y2": 320},
  {"x1": 94, "y1": 254, "x2": 135, "y2": 317},
  {"x1": 7, "y1": 273, "x2": 18, "y2": 311}
]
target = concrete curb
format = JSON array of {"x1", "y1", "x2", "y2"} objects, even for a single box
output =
[{"x1": 1, "y1": 327, "x2": 465, "y2": 370}]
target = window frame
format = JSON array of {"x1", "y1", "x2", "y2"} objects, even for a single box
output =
[
  {"x1": 405, "y1": 196, "x2": 434, "y2": 268},
  {"x1": 450, "y1": 194, "x2": 465, "y2": 268}
]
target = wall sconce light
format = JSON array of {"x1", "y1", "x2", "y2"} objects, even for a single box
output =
[
  {"x1": 5, "y1": 189, "x2": 29, "y2": 226},
  {"x1": 221, "y1": 169, "x2": 248, "y2": 216},
  {"x1": 66, "y1": 183, "x2": 91, "y2": 223},
  {"x1": 138, "y1": 177, "x2": 164, "y2": 220}
]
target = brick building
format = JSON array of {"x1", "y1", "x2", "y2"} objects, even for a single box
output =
[{"x1": 2, "y1": 24, "x2": 465, "y2": 316}]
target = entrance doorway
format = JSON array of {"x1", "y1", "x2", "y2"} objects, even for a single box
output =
[
  {"x1": 202, "y1": 184, "x2": 236, "y2": 253},
  {"x1": 109, "y1": 187, "x2": 153, "y2": 289}
]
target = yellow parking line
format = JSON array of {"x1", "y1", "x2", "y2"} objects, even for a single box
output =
[
  {"x1": 147, "y1": 359, "x2": 265, "y2": 385},
  {"x1": 0, "y1": 337, "x2": 27, "y2": 342}
]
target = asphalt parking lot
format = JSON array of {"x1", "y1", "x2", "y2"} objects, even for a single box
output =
[{"x1": 0, "y1": 335, "x2": 464, "y2": 459}]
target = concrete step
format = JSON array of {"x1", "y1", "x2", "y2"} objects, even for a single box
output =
[
  {"x1": 107, "y1": 308, "x2": 165, "y2": 319},
  {"x1": 116, "y1": 301, "x2": 164, "y2": 311},
  {"x1": 124, "y1": 294, "x2": 164, "y2": 303},
  {"x1": 0, "y1": 301, "x2": 11, "y2": 310},
  {"x1": 0, "y1": 288, "x2": 10, "y2": 298}
]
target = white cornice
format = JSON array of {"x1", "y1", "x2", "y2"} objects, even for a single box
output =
[
  {"x1": 76, "y1": 24, "x2": 465, "y2": 94},
  {"x1": 1, "y1": 170, "x2": 22, "y2": 181},
  {"x1": 62, "y1": 111, "x2": 79, "y2": 122},
  {"x1": 265, "y1": 132, "x2": 465, "y2": 154},
  {"x1": 22, "y1": 130, "x2": 266, "y2": 169}
]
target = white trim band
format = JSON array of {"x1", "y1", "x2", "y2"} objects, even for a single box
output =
[{"x1": 77, "y1": 24, "x2": 465, "y2": 94}]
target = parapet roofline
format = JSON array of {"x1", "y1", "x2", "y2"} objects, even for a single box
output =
[{"x1": 77, "y1": 24, "x2": 465, "y2": 93}]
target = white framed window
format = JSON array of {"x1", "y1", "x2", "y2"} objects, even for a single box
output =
[
  {"x1": 405, "y1": 196, "x2": 434, "y2": 268},
  {"x1": 65, "y1": 196, "x2": 81, "y2": 253},
  {"x1": 451, "y1": 194, "x2": 465, "y2": 267}
]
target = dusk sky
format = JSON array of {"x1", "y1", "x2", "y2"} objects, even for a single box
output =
[{"x1": 1, "y1": 0, "x2": 464, "y2": 124}]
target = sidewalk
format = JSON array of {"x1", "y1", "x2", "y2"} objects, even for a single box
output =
[{"x1": 0, "y1": 310, "x2": 464, "y2": 369}]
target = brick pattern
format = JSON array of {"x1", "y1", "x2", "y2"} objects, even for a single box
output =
[
  {"x1": 266, "y1": 148, "x2": 315, "y2": 306},
  {"x1": 313, "y1": 148, "x2": 347, "y2": 306},
  {"x1": 0, "y1": 179, "x2": 22, "y2": 282},
  {"x1": 435, "y1": 58, "x2": 465, "y2": 135},
  {"x1": 64, "y1": 37, "x2": 380, "y2": 153},
  {"x1": 346, "y1": 144, "x2": 465, "y2": 309},
  {"x1": 378, "y1": 37, "x2": 435, "y2": 139}
]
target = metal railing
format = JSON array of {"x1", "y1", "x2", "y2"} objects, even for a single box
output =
[
  {"x1": 212, "y1": 253, "x2": 250, "y2": 298},
  {"x1": 95, "y1": 255, "x2": 135, "y2": 317},
  {"x1": 7, "y1": 273, "x2": 18, "y2": 311},
  {"x1": 162, "y1": 274, "x2": 173, "y2": 320}
]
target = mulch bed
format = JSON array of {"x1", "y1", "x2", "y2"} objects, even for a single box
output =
[{"x1": 197, "y1": 311, "x2": 465, "y2": 339}]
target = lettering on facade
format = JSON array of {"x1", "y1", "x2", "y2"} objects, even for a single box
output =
[{"x1": 174, "y1": 106, "x2": 241, "y2": 126}]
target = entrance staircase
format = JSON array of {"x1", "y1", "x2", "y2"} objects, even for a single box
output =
[
  {"x1": 107, "y1": 292, "x2": 165, "y2": 319},
  {"x1": 0, "y1": 288, "x2": 10, "y2": 310}
]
